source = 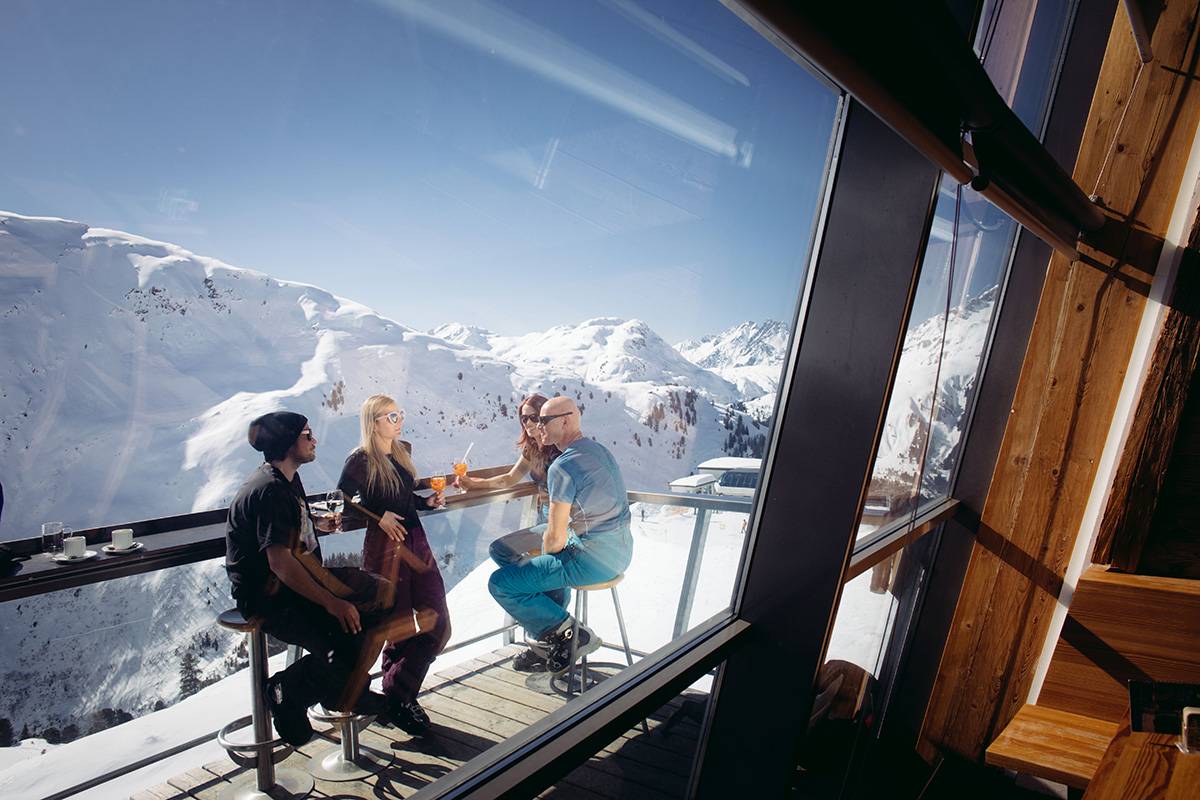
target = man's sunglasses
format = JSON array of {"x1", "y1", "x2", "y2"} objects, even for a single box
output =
[
  {"x1": 375, "y1": 411, "x2": 403, "y2": 424},
  {"x1": 536, "y1": 412, "x2": 573, "y2": 427},
  {"x1": 300, "y1": 430, "x2": 316, "y2": 441}
]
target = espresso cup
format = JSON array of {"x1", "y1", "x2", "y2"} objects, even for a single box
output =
[
  {"x1": 111, "y1": 528, "x2": 134, "y2": 550},
  {"x1": 63, "y1": 536, "x2": 86, "y2": 559}
]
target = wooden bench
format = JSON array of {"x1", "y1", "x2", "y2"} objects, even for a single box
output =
[
  {"x1": 985, "y1": 566, "x2": 1200, "y2": 790},
  {"x1": 987, "y1": 705, "x2": 1119, "y2": 790}
]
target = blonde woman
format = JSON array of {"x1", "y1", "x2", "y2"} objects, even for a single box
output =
[{"x1": 338, "y1": 394, "x2": 448, "y2": 735}]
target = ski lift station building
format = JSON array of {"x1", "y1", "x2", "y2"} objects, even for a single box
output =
[
  {"x1": 667, "y1": 473, "x2": 718, "y2": 495},
  {"x1": 696, "y1": 457, "x2": 762, "y2": 497}
]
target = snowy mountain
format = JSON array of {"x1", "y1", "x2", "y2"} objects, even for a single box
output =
[
  {"x1": 676, "y1": 319, "x2": 790, "y2": 398},
  {"x1": 0, "y1": 211, "x2": 757, "y2": 739},
  {"x1": 488, "y1": 317, "x2": 740, "y2": 403},
  {"x1": 428, "y1": 322, "x2": 495, "y2": 351},
  {"x1": 0, "y1": 209, "x2": 992, "y2": 743},
  {"x1": 868, "y1": 289, "x2": 997, "y2": 496}
]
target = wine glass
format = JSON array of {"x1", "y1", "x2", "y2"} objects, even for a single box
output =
[
  {"x1": 453, "y1": 462, "x2": 468, "y2": 479},
  {"x1": 429, "y1": 475, "x2": 446, "y2": 493}
]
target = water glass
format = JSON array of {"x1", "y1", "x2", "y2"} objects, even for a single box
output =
[
  {"x1": 41, "y1": 521, "x2": 64, "y2": 554},
  {"x1": 326, "y1": 489, "x2": 343, "y2": 516}
]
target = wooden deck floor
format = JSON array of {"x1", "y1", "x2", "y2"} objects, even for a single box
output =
[{"x1": 132, "y1": 645, "x2": 704, "y2": 799}]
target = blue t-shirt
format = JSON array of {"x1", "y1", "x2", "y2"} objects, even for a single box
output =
[{"x1": 546, "y1": 437, "x2": 630, "y2": 537}]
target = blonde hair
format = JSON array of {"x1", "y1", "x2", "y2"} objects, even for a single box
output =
[{"x1": 358, "y1": 394, "x2": 418, "y2": 497}]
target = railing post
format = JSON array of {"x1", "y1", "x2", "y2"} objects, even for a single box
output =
[{"x1": 673, "y1": 506, "x2": 712, "y2": 639}]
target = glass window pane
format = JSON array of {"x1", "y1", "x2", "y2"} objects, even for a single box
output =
[
  {"x1": 975, "y1": 0, "x2": 1074, "y2": 133},
  {"x1": 860, "y1": 176, "x2": 1016, "y2": 539},
  {"x1": 2, "y1": 0, "x2": 838, "y2": 793},
  {"x1": 796, "y1": 535, "x2": 938, "y2": 796},
  {"x1": 858, "y1": 0, "x2": 1074, "y2": 542}
]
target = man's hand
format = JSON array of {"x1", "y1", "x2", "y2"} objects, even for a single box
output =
[
  {"x1": 325, "y1": 597, "x2": 362, "y2": 634},
  {"x1": 543, "y1": 501, "x2": 571, "y2": 554},
  {"x1": 314, "y1": 512, "x2": 341, "y2": 533},
  {"x1": 379, "y1": 511, "x2": 407, "y2": 542}
]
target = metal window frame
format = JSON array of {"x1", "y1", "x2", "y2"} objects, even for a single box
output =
[{"x1": 689, "y1": 100, "x2": 942, "y2": 798}]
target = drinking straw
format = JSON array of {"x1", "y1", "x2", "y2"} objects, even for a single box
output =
[{"x1": 459, "y1": 442, "x2": 474, "y2": 464}]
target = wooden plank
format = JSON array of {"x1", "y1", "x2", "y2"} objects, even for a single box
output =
[
  {"x1": 449, "y1": 669, "x2": 696, "y2": 776},
  {"x1": 986, "y1": 704, "x2": 1119, "y2": 789},
  {"x1": 1095, "y1": 260, "x2": 1200, "y2": 569},
  {"x1": 1084, "y1": 720, "x2": 1200, "y2": 799},
  {"x1": 425, "y1": 682, "x2": 688, "y2": 797},
  {"x1": 477, "y1": 658, "x2": 703, "y2": 758},
  {"x1": 415, "y1": 703, "x2": 676, "y2": 800},
  {"x1": 1038, "y1": 566, "x2": 1200, "y2": 720},
  {"x1": 165, "y1": 765, "x2": 233, "y2": 799},
  {"x1": 919, "y1": 0, "x2": 1200, "y2": 762},
  {"x1": 129, "y1": 785, "x2": 192, "y2": 800}
]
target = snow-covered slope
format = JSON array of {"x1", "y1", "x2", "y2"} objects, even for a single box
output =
[
  {"x1": 489, "y1": 317, "x2": 740, "y2": 403},
  {"x1": 868, "y1": 289, "x2": 997, "y2": 496},
  {"x1": 429, "y1": 322, "x2": 495, "y2": 351},
  {"x1": 0, "y1": 211, "x2": 757, "y2": 739},
  {"x1": 0, "y1": 209, "x2": 994, "y2": 745},
  {"x1": 676, "y1": 320, "x2": 790, "y2": 398}
]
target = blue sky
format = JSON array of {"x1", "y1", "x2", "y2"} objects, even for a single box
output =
[{"x1": 1, "y1": 0, "x2": 838, "y2": 342}]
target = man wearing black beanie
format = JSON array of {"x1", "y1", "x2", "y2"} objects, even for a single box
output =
[{"x1": 225, "y1": 411, "x2": 387, "y2": 746}]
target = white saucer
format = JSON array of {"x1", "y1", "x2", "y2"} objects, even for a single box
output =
[
  {"x1": 52, "y1": 550, "x2": 98, "y2": 563},
  {"x1": 102, "y1": 542, "x2": 144, "y2": 555}
]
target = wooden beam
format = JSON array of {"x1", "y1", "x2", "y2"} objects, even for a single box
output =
[
  {"x1": 1095, "y1": 248, "x2": 1200, "y2": 569},
  {"x1": 919, "y1": 1, "x2": 1200, "y2": 762}
]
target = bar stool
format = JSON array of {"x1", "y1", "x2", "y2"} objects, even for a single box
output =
[
  {"x1": 305, "y1": 704, "x2": 391, "y2": 780},
  {"x1": 216, "y1": 609, "x2": 314, "y2": 800}
]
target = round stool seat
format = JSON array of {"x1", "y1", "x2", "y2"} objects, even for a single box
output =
[
  {"x1": 573, "y1": 573, "x2": 624, "y2": 592},
  {"x1": 217, "y1": 609, "x2": 261, "y2": 632}
]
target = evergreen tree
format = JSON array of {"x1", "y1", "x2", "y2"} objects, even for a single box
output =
[
  {"x1": 20, "y1": 723, "x2": 30, "y2": 741},
  {"x1": 179, "y1": 649, "x2": 201, "y2": 699}
]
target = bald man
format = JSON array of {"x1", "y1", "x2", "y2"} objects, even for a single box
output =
[{"x1": 487, "y1": 396, "x2": 633, "y2": 675}]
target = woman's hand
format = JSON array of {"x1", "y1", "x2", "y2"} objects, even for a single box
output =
[
  {"x1": 456, "y1": 475, "x2": 479, "y2": 491},
  {"x1": 428, "y1": 490, "x2": 446, "y2": 509},
  {"x1": 379, "y1": 510, "x2": 407, "y2": 542}
]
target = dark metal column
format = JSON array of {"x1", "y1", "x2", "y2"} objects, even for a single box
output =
[{"x1": 692, "y1": 100, "x2": 940, "y2": 797}]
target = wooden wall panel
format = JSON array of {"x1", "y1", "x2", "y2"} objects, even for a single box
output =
[
  {"x1": 919, "y1": 1, "x2": 1200, "y2": 762},
  {"x1": 1037, "y1": 566, "x2": 1200, "y2": 721}
]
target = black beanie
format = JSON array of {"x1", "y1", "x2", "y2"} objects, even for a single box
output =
[{"x1": 247, "y1": 411, "x2": 309, "y2": 462}]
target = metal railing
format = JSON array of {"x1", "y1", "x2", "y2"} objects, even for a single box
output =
[{"x1": 1, "y1": 470, "x2": 752, "y2": 800}]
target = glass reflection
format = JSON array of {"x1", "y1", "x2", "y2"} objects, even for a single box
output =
[
  {"x1": 797, "y1": 535, "x2": 936, "y2": 797},
  {"x1": 861, "y1": 177, "x2": 1016, "y2": 539}
]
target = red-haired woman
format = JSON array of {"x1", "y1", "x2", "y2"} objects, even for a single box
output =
[{"x1": 457, "y1": 393, "x2": 563, "y2": 670}]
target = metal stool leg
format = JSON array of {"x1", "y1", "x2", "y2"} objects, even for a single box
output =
[
  {"x1": 306, "y1": 709, "x2": 390, "y2": 781},
  {"x1": 580, "y1": 591, "x2": 590, "y2": 693},
  {"x1": 566, "y1": 591, "x2": 584, "y2": 697},
  {"x1": 249, "y1": 630, "x2": 275, "y2": 793},
  {"x1": 226, "y1": 630, "x2": 313, "y2": 800},
  {"x1": 611, "y1": 587, "x2": 649, "y2": 733}
]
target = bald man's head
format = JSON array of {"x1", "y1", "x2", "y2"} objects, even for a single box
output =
[{"x1": 537, "y1": 396, "x2": 581, "y2": 448}]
